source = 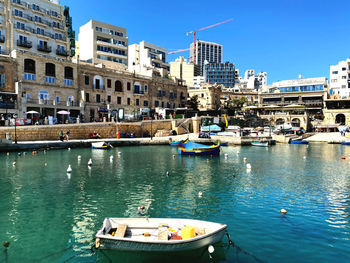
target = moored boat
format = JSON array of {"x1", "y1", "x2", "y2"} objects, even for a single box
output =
[
  {"x1": 92, "y1": 142, "x2": 112, "y2": 149},
  {"x1": 169, "y1": 138, "x2": 189, "y2": 147},
  {"x1": 95, "y1": 217, "x2": 227, "y2": 252},
  {"x1": 341, "y1": 140, "x2": 350, "y2": 145},
  {"x1": 251, "y1": 141, "x2": 268, "y2": 147},
  {"x1": 178, "y1": 141, "x2": 220, "y2": 155},
  {"x1": 289, "y1": 140, "x2": 309, "y2": 145}
]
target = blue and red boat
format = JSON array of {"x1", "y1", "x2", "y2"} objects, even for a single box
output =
[{"x1": 178, "y1": 141, "x2": 220, "y2": 155}]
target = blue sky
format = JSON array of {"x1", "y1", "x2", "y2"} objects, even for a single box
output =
[{"x1": 60, "y1": 0, "x2": 350, "y2": 84}]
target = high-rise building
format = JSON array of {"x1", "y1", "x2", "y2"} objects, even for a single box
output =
[
  {"x1": 78, "y1": 20, "x2": 128, "y2": 69},
  {"x1": 169, "y1": 56, "x2": 200, "y2": 87},
  {"x1": 128, "y1": 41, "x2": 169, "y2": 78},
  {"x1": 329, "y1": 59, "x2": 350, "y2": 98},
  {"x1": 203, "y1": 61, "x2": 235, "y2": 88},
  {"x1": 1, "y1": 0, "x2": 71, "y2": 58},
  {"x1": 190, "y1": 40, "x2": 222, "y2": 76}
]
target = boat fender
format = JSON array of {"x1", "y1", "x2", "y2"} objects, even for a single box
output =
[
  {"x1": 95, "y1": 238, "x2": 100, "y2": 249},
  {"x1": 144, "y1": 232, "x2": 150, "y2": 237},
  {"x1": 208, "y1": 245, "x2": 214, "y2": 254},
  {"x1": 341, "y1": 156, "x2": 346, "y2": 160}
]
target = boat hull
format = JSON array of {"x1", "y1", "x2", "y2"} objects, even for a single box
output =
[
  {"x1": 178, "y1": 146, "x2": 220, "y2": 155},
  {"x1": 290, "y1": 141, "x2": 309, "y2": 144},
  {"x1": 251, "y1": 142, "x2": 268, "y2": 147},
  {"x1": 169, "y1": 139, "x2": 188, "y2": 147},
  {"x1": 341, "y1": 142, "x2": 350, "y2": 145},
  {"x1": 95, "y1": 218, "x2": 227, "y2": 252}
]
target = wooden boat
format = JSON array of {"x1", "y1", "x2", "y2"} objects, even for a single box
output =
[
  {"x1": 178, "y1": 141, "x2": 220, "y2": 155},
  {"x1": 251, "y1": 141, "x2": 268, "y2": 147},
  {"x1": 220, "y1": 142, "x2": 229, "y2": 146},
  {"x1": 95, "y1": 217, "x2": 227, "y2": 252},
  {"x1": 169, "y1": 138, "x2": 189, "y2": 147},
  {"x1": 91, "y1": 142, "x2": 112, "y2": 149},
  {"x1": 341, "y1": 140, "x2": 350, "y2": 145}
]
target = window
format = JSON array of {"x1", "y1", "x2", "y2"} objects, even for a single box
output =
[
  {"x1": 85, "y1": 75, "x2": 89, "y2": 85},
  {"x1": 0, "y1": 74, "x2": 5, "y2": 89},
  {"x1": 127, "y1": 98, "x2": 131, "y2": 105},
  {"x1": 342, "y1": 67, "x2": 346, "y2": 71},
  {"x1": 38, "y1": 90, "x2": 49, "y2": 101},
  {"x1": 342, "y1": 76, "x2": 347, "y2": 79},
  {"x1": 154, "y1": 100, "x2": 159, "y2": 107},
  {"x1": 107, "y1": 96, "x2": 111, "y2": 103},
  {"x1": 56, "y1": 96, "x2": 60, "y2": 103},
  {"x1": 115, "y1": 80, "x2": 123, "y2": 92},
  {"x1": 64, "y1": 67, "x2": 73, "y2": 79},
  {"x1": 85, "y1": 93, "x2": 90, "y2": 102},
  {"x1": 24, "y1": 59, "x2": 36, "y2": 73},
  {"x1": 96, "y1": 94, "x2": 100, "y2": 103},
  {"x1": 144, "y1": 85, "x2": 148, "y2": 93},
  {"x1": 332, "y1": 71, "x2": 338, "y2": 74},
  {"x1": 45, "y1": 63, "x2": 55, "y2": 77},
  {"x1": 117, "y1": 97, "x2": 122, "y2": 104},
  {"x1": 143, "y1": 100, "x2": 148, "y2": 107},
  {"x1": 107, "y1": 79, "x2": 111, "y2": 88},
  {"x1": 136, "y1": 99, "x2": 139, "y2": 106},
  {"x1": 331, "y1": 79, "x2": 338, "y2": 83},
  {"x1": 127, "y1": 82, "x2": 131, "y2": 91}
]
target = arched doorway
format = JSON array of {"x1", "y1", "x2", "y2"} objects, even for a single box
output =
[
  {"x1": 276, "y1": 118, "x2": 285, "y2": 125},
  {"x1": 335, "y1": 114, "x2": 346, "y2": 125},
  {"x1": 291, "y1": 118, "x2": 301, "y2": 127}
]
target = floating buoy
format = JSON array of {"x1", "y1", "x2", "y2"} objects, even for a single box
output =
[
  {"x1": 110, "y1": 156, "x2": 114, "y2": 162},
  {"x1": 44, "y1": 163, "x2": 48, "y2": 167},
  {"x1": 303, "y1": 156, "x2": 306, "y2": 159},
  {"x1": 7, "y1": 152, "x2": 9, "y2": 156},
  {"x1": 341, "y1": 156, "x2": 346, "y2": 160},
  {"x1": 224, "y1": 153, "x2": 228, "y2": 159},
  {"x1": 12, "y1": 162, "x2": 16, "y2": 166},
  {"x1": 208, "y1": 245, "x2": 214, "y2": 254},
  {"x1": 172, "y1": 154, "x2": 176, "y2": 159},
  {"x1": 77, "y1": 155, "x2": 81, "y2": 160},
  {"x1": 18, "y1": 153, "x2": 21, "y2": 156},
  {"x1": 138, "y1": 205, "x2": 147, "y2": 215},
  {"x1": 68, "y1": 147, "x2": 71, "y2": 151},
  {"x1": 280, "y1": 209, "x2": 287, "y2": 214},
  {"x1": 198, "y1": 191, "x2": 203, "y2": 197},
  {"x1": 88, "y1": 158, "x2": 92, "y2": 166},
  {"x1": 2, "y1": 241, "x2": 10, "y2": 248},
  {"x1": 246, "y1": 163, "x2": 251, "y2": 169},
  {"x1": 32, "y1": 151, "x2": 36, "y2": 155},
  {"x1": 166, "y1": 171, "x2": 169, "y2": 176},
  {"x1": 243, "y1": 157, "x2": 247, "y2": 162},
  {"x1": 67, "y1": 165, "x2": 72, "y2": 173}
]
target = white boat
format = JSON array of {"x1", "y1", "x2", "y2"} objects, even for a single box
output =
[
  {"x1": 251, "y1": 141, "x2": 269, "y2": 147},
  {"x1": 95, "y1": 217, "x2": 227, "y2": 252},
  {"x1": 91, "y1": 142, "x2": 112, "y2": 149}
]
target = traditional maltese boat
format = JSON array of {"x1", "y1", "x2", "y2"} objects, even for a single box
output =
[
  {"x1": 169, "y1": 138, "x2": 189, "y2": 147},
  {"x1": 178, "y1": 141, "x2": 220, "y2": 155},
  {"x1": 95, "y1": 217, "x2": 227, "y2": 252},
  {"x1": 91, "y1": 142, "x2": 112, "y2": 149}
]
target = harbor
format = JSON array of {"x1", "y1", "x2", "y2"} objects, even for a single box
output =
[{"x1": 1, "y1": 143, "x2": 350, "y2": 262}]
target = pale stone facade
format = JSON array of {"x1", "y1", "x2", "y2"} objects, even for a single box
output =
[
  {"x1": 14, "y1": 50, "x2": 82, "y2": 119},
  {"x1": 169, "y1": 56, "x2": 200, "y2": 87},
  {"x1": 78, "y1": 62, "x2": 187, "y2": 122},
  {"x1": 188, "y1": 84, "x2": 221, "y2": 111},
  {"x1": 0, "y1": 54, "x2": 18, "y2": 116}
]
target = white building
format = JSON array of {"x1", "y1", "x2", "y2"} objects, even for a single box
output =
[
  {"x1": 329, "y1": 59, "x2": 350, "y2": 98},
  {"x1": 128, "y1": 40, "x2": 169, "y2": 78},
  {"x1": 190, "y1": 40, "x2": 222, "y2": 76},
  {"x1": 169, "y1": 56, "x2": 200, "y2": 87},
  {"x1": 235, "y1": 70, "x2": 267, "y2": 92},
  {"x1": 78, "y1": 20, "x2": 128, "y2": 69},
  {"x1": 1, "y1": 0, "x2": 71, "y2": 58}
]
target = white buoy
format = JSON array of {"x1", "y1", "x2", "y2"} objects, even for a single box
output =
[
  {"x1": 88, "y1": 158, "x2": 92, "y2": 166},
  {"x1": 166, "y1": 171, "x2": 169, "y2": 176},
  {"x1": 303, "y1": 156, "x2": 306, "y2": 159},
  {"x1": 110, "y1": 156, "x2": 114, "y2": 163},
  {"x1": 172, "y1": 154, "x2": 176, "y2": 159},
  {"x1": 246, "y1": 163, "x2": 252, "y2": 169},
  {"x1": 208, "y1": 245, "x2": 214, "y2": 254},
  {"x1": 67, "y1": 165, "x2": 72, "y2": 173},
  {"x1": 280, "y1": 209, "x2": 287, "y2": 214},
  {"x1": 12, "y1": 162, "x2": 16, "y2": 166},
  {"x1": 77, "y1": 155, "x2": 81, "y2": 160},
  {"x1": 44, "y1": 163, "x2": 48, "y2": 167},
  {"x1": 198, "y1": 191, "x2": 203, "y2": 197},
  {"x1": 224, "y1": 153, "x2": 228, "y2": 159},
  {"x1": 68, "y1": 147, "x2": 71, "y2": 151}
]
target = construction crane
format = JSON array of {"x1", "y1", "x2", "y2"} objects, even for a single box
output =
[{"x1": 168, "y1": 19, "x2": 233, "y2": 62}]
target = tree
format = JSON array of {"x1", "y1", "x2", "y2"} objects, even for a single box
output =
[{"x1": 187, "y1": 95, "x2": 199, "y2": 111}]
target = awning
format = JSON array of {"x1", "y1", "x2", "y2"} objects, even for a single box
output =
[{"x1": 301, "y1": 95, "x2": 323, "y2": 98}]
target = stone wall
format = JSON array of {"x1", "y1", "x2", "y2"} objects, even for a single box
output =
[{"x1": 0, "y1": 119, "x2": 186, "y2": 141}]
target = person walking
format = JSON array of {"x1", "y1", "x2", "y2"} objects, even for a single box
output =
[
  {"x1": 59, "y1": 130, "x2": 64, "y2": 141},
  {"x1": 66, "y1": 130, "x2": 70, "y2": 141}
]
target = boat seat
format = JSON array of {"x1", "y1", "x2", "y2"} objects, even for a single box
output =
[
  {"x1": 114, "y1": 224, "x2": 127, "y2": 238},
  {"x1": 158, "y1": 223, "x2": 168, "y2": 241}
]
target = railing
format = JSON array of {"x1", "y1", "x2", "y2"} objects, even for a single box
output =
[
  {"x1": 93, "y1": 84, "x2": 105, "y2": 90},
  {"x1": 17, "y1": 39, "x2": 32, "y2": 48},
  {"x1": 56, "y1": 49, "x2": 69, "y2": 56},
  {"x1": 37, "y1": 45, "x2": 52, "y2": 53}
]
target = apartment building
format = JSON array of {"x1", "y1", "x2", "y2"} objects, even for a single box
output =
[
  {"x1": 2, "y1": 0, "x2": 71, "y2": 58},
  {"x1": 188, "y1": 83, "x2": 222, "y2": 111},
  {"x1": 78, "y1": 62, "x2": 187, "y2": 122},
  {"x1": 0, "y1": 54, "x2": 17, "y2": 118},
  {"x1": 235, "y1": 70, "x2": 267, "y2": 92},
  {"x1": 169, "y1": 56, "x2": 200, "y2": 87},
  {"x1": 78, "y1": 20, "x2": 128, "y2": 70},
  {"x1": 203, "y1": 61, "x2": 236, "y2": 89},
  {"x1": 190, "y1": 40, "x2": 222, "y2": 76},
  {"x1": 128, "y1": 40, "x2": 169, "y2": 78},
  {"x1": 329, "y1": 59, "x2": 350, "y2": 98}
]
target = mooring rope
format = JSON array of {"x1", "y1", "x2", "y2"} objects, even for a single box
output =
[{"x1": 225, "y1": 231, "x2": 267, "y2": 263}]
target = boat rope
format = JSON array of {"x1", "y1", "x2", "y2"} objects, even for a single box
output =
[{"x1": 225, "y1": 231, "x2": 267, "y2": 263}]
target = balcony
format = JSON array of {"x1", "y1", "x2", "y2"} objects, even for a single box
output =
[
  {"x1": 56, "y1": 48, "x2": 69, "y2": 56},
  {"x1": 17, "y1": 39, "x2": 32, "y2": 48},
  {"x1": 37, "y1": 45, "x2": 51, "y2": 53},
  {"x1": 0, "y1": 35, "x2": 4, "y2": 43}
]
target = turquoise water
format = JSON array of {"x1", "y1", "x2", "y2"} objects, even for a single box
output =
[{"x1": 0, "y1": 144, "x2": 350, "y2": 263}]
